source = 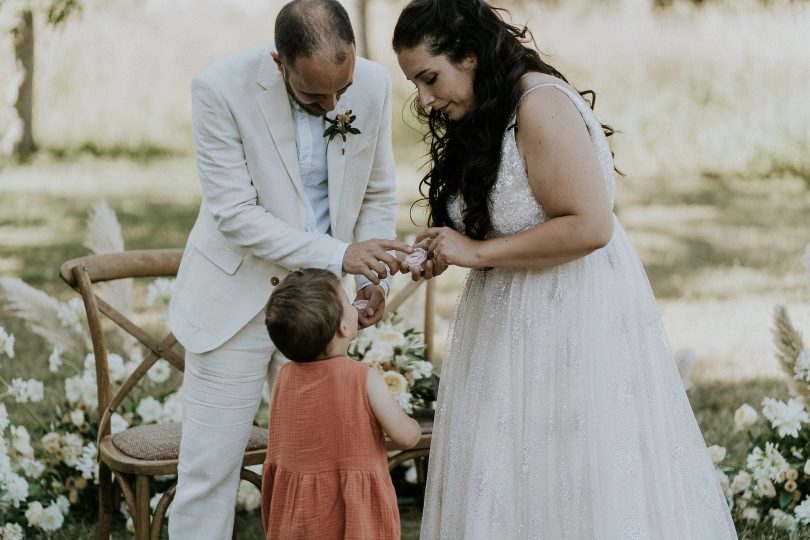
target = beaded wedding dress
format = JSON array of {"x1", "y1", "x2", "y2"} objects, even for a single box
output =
[{"x1": 419, "y1": 83, "x2": 737, "y2": 539}]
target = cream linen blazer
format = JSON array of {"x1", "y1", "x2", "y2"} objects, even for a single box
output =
[{"x1": 169, "y1": 45, "x2": 397, "y2": 354}]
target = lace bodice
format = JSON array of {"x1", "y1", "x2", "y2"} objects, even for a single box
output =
[{"x1": 448, "y1": 83, "x2": 616, "y2": 238}]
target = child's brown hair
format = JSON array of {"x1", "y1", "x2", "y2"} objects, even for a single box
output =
[{"x1": 265, "y1": 269, "x2": 344, "y2": 362}]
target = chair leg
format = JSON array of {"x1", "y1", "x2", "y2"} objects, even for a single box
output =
[
  {"x1": 135, "y1": 475, "x2": 151, "y2": 540},
  {"x1": 97, "y1": 463, "x2": 114, "y2": 540}
]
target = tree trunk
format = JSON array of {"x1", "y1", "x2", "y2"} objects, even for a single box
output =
[
  {"x1": 357, "y1": 0, "x2": 369, "y2": 60},
  {"x1": 13, "y1": 10, "x2": 35, "y2": 156}
]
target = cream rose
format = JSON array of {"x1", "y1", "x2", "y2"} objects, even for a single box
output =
[
  {"x1": 707, "y1": 445, "x2": 726, "y2": 464},
  {"x1": 382, "y1": 371, "x2": 409, "y2": 395},
  {"x1": 734, "y1": 403, "x2": 758, "y2": 429}
]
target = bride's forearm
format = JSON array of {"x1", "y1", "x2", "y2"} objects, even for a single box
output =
[{"x1": 474, "y1": 214, "x2": 613, "y2": 270}]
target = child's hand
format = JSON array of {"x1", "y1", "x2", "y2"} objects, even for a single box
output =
[{"x1": 354, "y1": 286, "x2": 385, "y2": 328}]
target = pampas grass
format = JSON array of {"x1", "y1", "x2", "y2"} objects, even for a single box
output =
[
  {"x1": 84, "y1": 200, "x2": 132, "y2": 318},
  {"x1": 772, "y1": 305, "x2": 810, "y2": 406},
  {"x1": 0, "y1": 276, "x2": 87, "y2": 356}
]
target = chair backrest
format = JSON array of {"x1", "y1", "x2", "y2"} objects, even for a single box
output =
[{"x1": 60, "y1": 249, "x2": 184, "y2": 443}]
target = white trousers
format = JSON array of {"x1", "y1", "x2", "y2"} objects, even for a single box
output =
[{"x1": 168, "y1": 312, "x2": 287, "y2": 539}]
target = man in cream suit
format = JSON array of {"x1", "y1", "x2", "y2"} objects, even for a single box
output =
[{"x1": 167, "y1": 1, "x2": 410, "y2": 536}]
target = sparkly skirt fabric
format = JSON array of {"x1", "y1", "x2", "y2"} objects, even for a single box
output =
[{"x1": 420, "y1": 219, "x2": 737, "y2": 539}]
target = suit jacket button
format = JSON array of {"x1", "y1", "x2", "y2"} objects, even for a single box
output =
[{"x1": 271, "y1": 277, "x2": 280, "y2": 286}]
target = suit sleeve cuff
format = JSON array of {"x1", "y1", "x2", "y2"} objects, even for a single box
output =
[{"x1": 328, "y1": 242, "x2": 350, "y2": 277}]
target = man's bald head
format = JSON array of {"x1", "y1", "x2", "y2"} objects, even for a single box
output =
[{"x1": 275, "y1": 0, "x2": 356, "y2": 68}]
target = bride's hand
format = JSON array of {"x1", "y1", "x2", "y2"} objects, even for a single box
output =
[{"x1": 416, "y1": 227, "x2": 484, "y2": 270}]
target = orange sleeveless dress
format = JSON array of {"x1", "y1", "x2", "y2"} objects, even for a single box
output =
[{"x1": 261, "y1": 357, "x2": 400, "y2": 539}]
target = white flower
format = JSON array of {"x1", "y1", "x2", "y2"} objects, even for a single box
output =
[
  {"x1": 734, "y1": 403, "x2": 758, "y2": 429},
  {"x1": 0, "y1": 438, "x2": 11, "y2": 477},
  {"x1": 70, "y1": 409, "x2": 85, "y2": 427},
  {"x1": 236, "y1": 480, "x2": 261, "y2": 512},
  {"x1": 55, "y1": 494, "x2": 70, "y2": 515},
  {"x1": 408, "y1": 360, "x2": 434, "y2": 381},
  {"x1": 795, "y1": 496, "x2": 810, "y2": 525},
  {"x1": 804, "y1": 459, "x2": 810, "y2": 477},
  {"x1": 160, "y1": 392, "x2": 183, "y2": 423},
  {"x1": 393, "y1": 392, "x2": 414, "y2": 414},
  {"x1": 707, "y1": 445, "x2": 726, "y2": 464},
  {"x1": 7, "y1": 378, "x2": 43, "y2": 403},
  {"x1": 137, "y1": 396, "x2": 163, "y2": 423},
  {"x1": 25, "y1": 501, "x2": 44, "y2": 526},
  {"x1": 770, "y1": 508, "x2": 798, "y2": 532},
  {"x1": 747, "y1": 442, "x2": 790, "y2": 482},
  {"x1": 39, "y1": 502, "x2": 65, "y2": 531},
  {"x1": 76, "y1": 443, "x2": 99, "y2": 483},
  {"x1": 110, "y1": 412, "x2": 129, "y2": 434},
  {"x1": 147, "y1": 278, "x2": 175, "y2": 307},
  {"x1": 1, "y1": 472, "x2": 29, "y2": 508},
  {"x1": 0, "y1": 523, "x2": 24, "y2": 540},
  {"x1": 794, "y1": 349, "x2": 810, "y2": 383},
  {"x1": 147, "y1": 359, "x2": 172, "y2": 383},
  {"x1": 61, "y1": 433, "x2": 84, "y2": 467},
  {"x1": 382, "y1": 371, "x2": 408, "y2": 395},
  {"x1": 107, "y1": 353, "x2": 127, "y2": 383},
  {"x1": 48, "y1": 347, "x2": 62, "y2": 373},
  {"x1": 353, "y1": 326, "x2": 378, "y2": 353},
  {"x1": 731, "y1": 470, "x2": 751, "y2": 494},
  {"x1": 20, "y1": 458, "x2": 45, "y2": 479},
  {"x1": 364, "y1": 341, "x2": 395, "y2": 366},
  {"x1": 57, "y1": 297, "x2": 86, "y2": 333},
  {"x1": 761, "y1": 397, "x2": 809, "y2": 438},
  {"x1": 0, "y1": 327, "x2": 15, "y2": 358},
  {"x1": 65, "y1": 372, "x2": 98, "y2": 411},
  {"x1": 10, "y1": 425, "x2": 34, "y2": 458},
  {"x1": 377, "y1": 328, "x2": 406, "y2": 349},
  {"x1": 741, "y1": 507, "x2": 760, "y2": 522},
  {"x1": 0, "y1": 403, "x2": 8, "y2": 433},
  {"x1": 757, "y1": 478, "x2": 776, "y2": 498}
]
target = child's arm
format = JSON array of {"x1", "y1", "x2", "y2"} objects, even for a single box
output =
[{"x1": 367, "y1": 369, "x2": 422, "y2": 449}]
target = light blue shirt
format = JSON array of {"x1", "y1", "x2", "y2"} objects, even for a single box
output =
[
  {"x1": 289, "y1": 99, "x2": 349, "y2": 278},
  {"x1": 289, "y1": 99, "x2": 388, "y2": 294}
]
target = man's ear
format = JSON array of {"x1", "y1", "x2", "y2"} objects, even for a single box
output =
[{"x1": 271, "y1": 52, "x2": 284, "y2": 75}]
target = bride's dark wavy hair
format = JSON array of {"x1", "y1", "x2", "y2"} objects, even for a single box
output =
[{"x1": 392, "y1": 0, "x2": 616, "y2": 239}]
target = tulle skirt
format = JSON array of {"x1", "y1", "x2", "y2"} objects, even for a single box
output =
[{"x1": 420, "y1": 218, "x2": 737, "y2": 539}]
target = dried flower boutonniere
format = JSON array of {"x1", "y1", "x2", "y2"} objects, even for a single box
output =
[{"x1": 323, "y1": 109, "x2": 360, "y2": 155}]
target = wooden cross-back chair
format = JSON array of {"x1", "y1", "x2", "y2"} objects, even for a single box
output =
[
  {"x1": 60, "y1": 249, "x2": 267, "y2": 540},
  {"x1": 61, "y1": 248, "x2": 436, "y2": 539}
]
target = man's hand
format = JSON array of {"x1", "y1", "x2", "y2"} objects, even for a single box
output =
[
  {"x1": 354, "y1": 285, "x2": 386, "y2": 328},
  {"x1": 343, "y1": 239, "x2": 413, "y2": 285}
]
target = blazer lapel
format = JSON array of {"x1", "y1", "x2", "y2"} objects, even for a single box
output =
[
  {"x1": 255, "y1": 52, "x2": 305, "y2": 200},
  {"x1": 327, "y1": 95, "x2": 352, "y2": 237}
]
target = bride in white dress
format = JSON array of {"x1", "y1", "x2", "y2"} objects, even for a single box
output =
[{"x1": 393, "y1": 1, "x2": 737, "y2": 538}]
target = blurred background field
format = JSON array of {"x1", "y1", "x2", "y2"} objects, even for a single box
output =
[{"x1": 1, "y1": 0, "x2": 809, "y2": 538}]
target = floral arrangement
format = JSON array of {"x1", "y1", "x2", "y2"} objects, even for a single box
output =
[
  {"x1": 348, "y1": 315, "x2": 435, "y2": 414},
  {"x1": 0, "y1": 202, "x2": 261, "y2": 537},
  {"x1": 709, "y1": 244, "x2": 810, "y2": 533}
]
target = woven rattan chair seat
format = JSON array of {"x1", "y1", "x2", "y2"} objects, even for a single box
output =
[{"x1": 111, "y1": 422, "x2": 268, "y2": 461}]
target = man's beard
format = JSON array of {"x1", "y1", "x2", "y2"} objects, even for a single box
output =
[{"x1": 284, "y1": 76, "x2": 327, "y2": 117}]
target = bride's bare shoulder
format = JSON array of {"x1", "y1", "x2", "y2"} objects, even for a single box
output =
[{"x1": 518, "y1": 72, "x2": 566, "y2": 94}]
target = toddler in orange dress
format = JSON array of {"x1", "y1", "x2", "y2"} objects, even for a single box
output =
[{"x1": 261, "y1": 268, "x2": 422, "y2": 540}]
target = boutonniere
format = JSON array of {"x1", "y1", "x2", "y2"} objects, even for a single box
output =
[{"x1": 323, "y1": 109, "x2": 360, "y2": 155}]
